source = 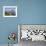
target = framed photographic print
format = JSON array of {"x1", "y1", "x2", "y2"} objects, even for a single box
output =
[
  {"x1": 3, "y1": 6, "x2": 17, "y2": 17},
  {"x1": 18, "y1": 24, "x2": 46, "y2": 42}
]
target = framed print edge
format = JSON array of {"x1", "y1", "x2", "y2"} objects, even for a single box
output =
[{"x1": 3, "y1": 6, "x2": 17, "y2": 17}]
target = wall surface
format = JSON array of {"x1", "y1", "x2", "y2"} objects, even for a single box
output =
[
  {"x1": 0, "y1": 0, "x2": 46, "y2": 45},
  {"x1": 0, "y1": 0, "x2": 18, "y2": 44}
]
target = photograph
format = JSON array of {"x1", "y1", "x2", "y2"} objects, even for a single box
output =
[
  {"x1": 18, "y1": 24, "x2": 46, "y2": 46},
  {"x1": 3, "y1": 6, "x2": 17, "y2": 17}
]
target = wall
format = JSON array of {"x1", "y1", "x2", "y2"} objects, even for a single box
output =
[
  {"x1": 0, "y1": 0, "x2": 18, "y2": 44},
  {"x1": 0, "y1": 0, "x2": 46, "y2": 44}
]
